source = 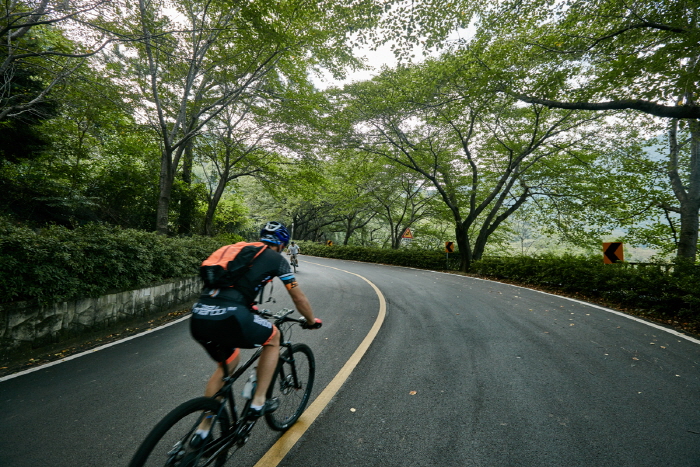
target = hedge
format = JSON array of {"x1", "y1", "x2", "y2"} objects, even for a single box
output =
[
  {"x1": 473, "y1": 255, "x2": 699, "y2": 320},
  {"x1": 299, "y1": 242, "x2": 699, "y2": 320},
  {"x1": 299, "y1": 242, "x2": 453, "y2": 270},
  {"x1": 0, "y1": 219, "x2": 229, "y2": 305},
  {"x1": 1, "y1": 223, "x2": 697, "y2": 322}
]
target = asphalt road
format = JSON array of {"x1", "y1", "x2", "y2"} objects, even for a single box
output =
[{"x1": 1, "y1": 256, "x2": 699, "y2": 467}]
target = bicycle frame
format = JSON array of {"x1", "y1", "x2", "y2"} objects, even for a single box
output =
[
  {"x1": 202, "y1": 309, "x2": 303, "y2": 460},
  {"x1": 128, "y1": 306, "x2": 314, "y2": 467}
]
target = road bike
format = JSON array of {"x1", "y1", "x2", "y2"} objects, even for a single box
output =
[
  {"x1": 289, "y1": 254, "x2": 299, "y2": 273},
  {"x1": 129, "y1": 308, "x2": 316, "y2": 467}
]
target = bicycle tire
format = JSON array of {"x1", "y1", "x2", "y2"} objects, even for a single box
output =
[
  {"x1": 130, "y1": 397, "x2": 231, "y2": 467},
  {"x1": 265, "y1": 343, "x2": 315, "y2": 431}
]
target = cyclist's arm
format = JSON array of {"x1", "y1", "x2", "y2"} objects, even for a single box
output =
[
  {"x1": 287, "y1": 286, "x2": 316, "y2": 324},
  {"x1": 277, "y1": 257, "x2": 315, "y2": 324}
]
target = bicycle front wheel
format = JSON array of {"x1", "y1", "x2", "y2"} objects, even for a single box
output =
[
  {"x1": 130, "y1": 397, "x2": 231, "y2": 467},
  {"x1": 265, "y1": 343, "x2": 315, "y2": 431}
]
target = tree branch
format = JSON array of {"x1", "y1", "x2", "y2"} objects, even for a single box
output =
[{"x1": 513, "y1": 94, "x2": 700, "y2": 119}]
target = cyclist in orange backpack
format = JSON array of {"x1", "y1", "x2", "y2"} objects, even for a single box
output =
[{"x1": 189, "y1": 222, "x2": 321, "y2": 444}]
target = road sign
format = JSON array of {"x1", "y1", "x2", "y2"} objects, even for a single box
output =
[
  {"x1": 445, "y1": 241, "x2": 454, "y2": 253},
  {"x1": 603, "y1": 242, "x2": 624, "y2": 264},
  {"x1": 402, "y1": 228, "x2": 414, "y2": 239},
  {"x1": 326, "y1": 240, "x2": 333, "y2": 246}
]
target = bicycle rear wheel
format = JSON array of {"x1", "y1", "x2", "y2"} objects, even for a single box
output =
[
  {"x1": 130, "y1": 397, "x2": 231, "y2": 467},
  {"x1": 265, "y1": 343, "x2": 315, "y2": 431}
]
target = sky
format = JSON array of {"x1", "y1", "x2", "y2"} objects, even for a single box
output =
[
  {"x1": 312, "y1": 42, "x2": 400, "y2": 90},
  {"x1": 312, "y1": 24, "x2": 475, "y2": 90}
]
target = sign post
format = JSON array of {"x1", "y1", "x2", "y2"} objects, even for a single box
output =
[
  {"x1": 401, "y1": 228, "x2": 414, "y2": 242},
  {"x1": 445, "y1": 241, "x2": 454, "y2": 269}
]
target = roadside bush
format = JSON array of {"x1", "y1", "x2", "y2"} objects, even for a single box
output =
[
  {"x1": 0, "y1": 219, "x2": 225, "y2": 305},
  {"x1": 299, "y1": 242, "x2": 698, "y2": 320},
  {"x1": 469, "y1": 255, "x2": 697, "y2": 320},
  {"x1": 299, "y1": 242, "x2": 448, "y2": 270}
]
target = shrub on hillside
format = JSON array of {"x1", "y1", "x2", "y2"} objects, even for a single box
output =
[
  {"x1": 299, "y1": 242, "x2": 448, "y2": 270},
  {"x1": 0, "y1": 219, "x2": 225, "y2": 305},
  {"x1": 298, "y1": 242, "x2": 698, "y2": 320},
  {"x1": 474, "y1": 254, "x2": 698, "y2": 319}
]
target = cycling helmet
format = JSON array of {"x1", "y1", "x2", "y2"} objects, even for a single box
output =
[{"x1": 260, "y1": 221, "x2": 290, "y2": 246}]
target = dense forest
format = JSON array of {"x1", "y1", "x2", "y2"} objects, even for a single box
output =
[{"x1": 2, "y1": 0, "x2": 698, "y2": 272}]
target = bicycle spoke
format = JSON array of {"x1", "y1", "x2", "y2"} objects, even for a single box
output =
[
  {"x1": 265, "y1": 344, "x2": 315, "y2": 431},
  {"x1": 130, "y1": 398, "x2": 231, "y2": 467}
]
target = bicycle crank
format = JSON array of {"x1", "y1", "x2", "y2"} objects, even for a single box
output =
[{"x1": 235, "y1": 420, "x2": 257, "y2": 447}]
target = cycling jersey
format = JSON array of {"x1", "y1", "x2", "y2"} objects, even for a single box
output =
[
  {"x1": 190, "y1": 244, "x2": 297, "y2": 362},
  {"x1": 198, "y1": 246, "x2": 297, "y2": 306}
]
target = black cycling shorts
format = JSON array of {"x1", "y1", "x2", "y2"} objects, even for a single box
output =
[{"x1": 189, "y1": 297, "x2": 276, "y2": 363}]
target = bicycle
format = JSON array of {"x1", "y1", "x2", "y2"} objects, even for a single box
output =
[
  {"x1": 129, "y1": 308, "x2": 316, "y2": 467},
  {"x1": 290, "y1": 254, "x2": 298, "y2": 273}
]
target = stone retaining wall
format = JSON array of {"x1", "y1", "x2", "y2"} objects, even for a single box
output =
[{"x1": 0, "y1": 276, "x2": 202, "y2": 353}]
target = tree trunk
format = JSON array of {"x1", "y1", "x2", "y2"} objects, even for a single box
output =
[
  {"x1": 343, "y1": 215, "x2": 354, "y2": 245},
  {"x1": 178, "y1": 142, "x2": 195, "y2": 235},
  {"x1": 677, "y1": 202, "x2": 699, "y2": 261},
  {"x1": 155, "y1": 150, "x2": 174, "y2": 235},
  {"x1": 203, "y1": 172, "x2": 229, "y2": 236},
  {"x1": 668, "y1": 119, "x2": 700, "y2": 262},
  {"x1": 455, "y1": 223, "x2": 472, "y2": 272}
]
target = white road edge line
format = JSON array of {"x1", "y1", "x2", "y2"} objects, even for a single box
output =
[
  {"x1": 254, "y1": 263, "x2": 387, "y2": 467},
  {"x1": 300, "y1": 256, "x2": 700, "y2": 346},
  {"x1": 436, "y1": 271, "x2": 700, "y2": 346},
  {"x1": 0, "y1": 314, "x2": 191, "y2": 383}
]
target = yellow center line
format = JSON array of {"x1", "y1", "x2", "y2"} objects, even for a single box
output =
[{"x1": 254, "y1": 262, "x2": 386, "y2": 467}]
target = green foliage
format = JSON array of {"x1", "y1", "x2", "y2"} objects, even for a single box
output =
[
  {"x1": 211, "y1": 233, "x2": 245, "y2": 245},
  {"x1": 473, "y1": 255, "x2": 699, "y2": 320},
  {"x1": 299, "y1": 241, "x2": 453, "y2": 270},
  {"x1": 300, "y1": 241, "x2": 698, "y2": 320},
  {"x1": 0, "y1": 219, "x2": 225, "y2": 305},
  {"x1": 211, "y1": 194, "x2": 251, "y2": 236}
]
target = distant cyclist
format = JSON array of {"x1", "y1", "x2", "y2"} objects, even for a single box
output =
[
  {"x1": 189, "y1": 222, "x2": 321, "y2": 446},
  {"x1": 288, "y1": 241, "x2": 300, "y2": 268}
]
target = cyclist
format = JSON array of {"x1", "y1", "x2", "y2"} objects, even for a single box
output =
[
  {"x1": 288, "y1": 241, "x2": 300, "y2": 268},
  {"x1": 189, "y1": 221, "x2": 321, "y2": 444}
]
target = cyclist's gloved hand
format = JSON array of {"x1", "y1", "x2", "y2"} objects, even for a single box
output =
[{"x1": 302, "y1": 318, "x2": 322, "y2": 330}]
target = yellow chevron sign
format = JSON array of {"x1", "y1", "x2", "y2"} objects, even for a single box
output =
[{"x1": 603, "y1": 242, "x2": 624, "y2": 264}]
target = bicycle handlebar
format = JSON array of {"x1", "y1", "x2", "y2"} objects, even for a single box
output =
[
  {"x1": 256, "y1": 308, "x2": 322, "y2": 329},
  {"x1": 257, "y1": 308, "x2": 304, "y2": 324}
]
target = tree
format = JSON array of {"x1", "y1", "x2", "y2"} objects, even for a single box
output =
[
  {"x1": 1, "y1": 0, "x2": 114, "y2": 121},
  {"x1": 485, "y1": 0, "x2": 700, "y2": 261},
  {"x1": 314, "y1": 151, "x2": 380, "y2": 245},
  {"x1": 335, "y1": 55, "x2": 605, "y2": 271},
  {"x1": 196, "y1": 105, "x2": 279, "y2": 236},
  {"x1": 108, "y1": 0, "x2": 384, "y2": 235},
  {"x1": 374, "y1": 0, "x2": 700, "y2": 261},
  {"x1": 365, "y1": 162, "x2": 436, "y2": 249}
]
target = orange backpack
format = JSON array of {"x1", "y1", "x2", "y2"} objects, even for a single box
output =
[{"x1": 199, "y1": 242, "x2": 268, "y2": 289}]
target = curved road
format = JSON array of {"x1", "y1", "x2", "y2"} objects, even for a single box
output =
[{"x1": 1, "y1": 256, "x2": 699, "y2": 466}]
